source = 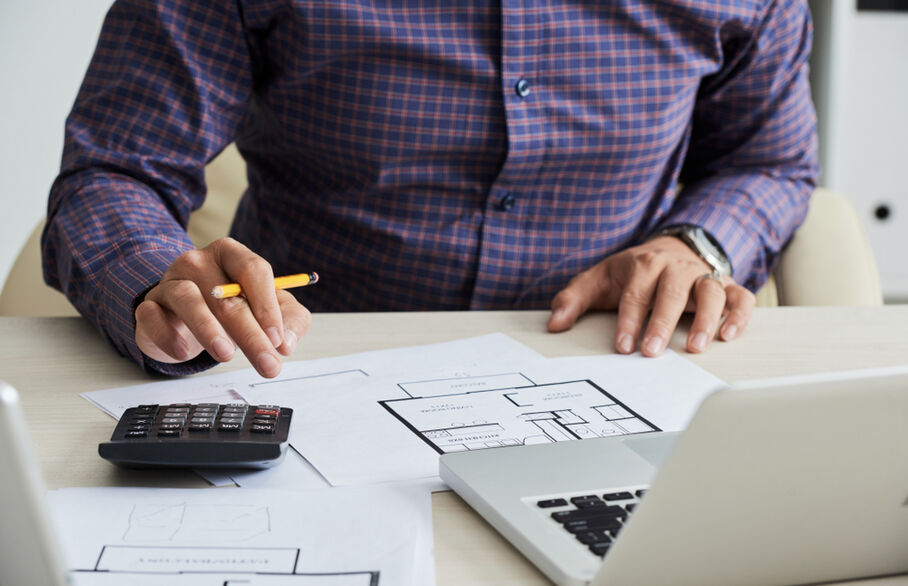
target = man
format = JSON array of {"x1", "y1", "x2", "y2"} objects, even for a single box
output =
[{"x1": 43, "y1": 0, "x2": 818, "y2": 378}]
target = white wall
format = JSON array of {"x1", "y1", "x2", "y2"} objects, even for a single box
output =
[
  {"x1": 809, "y1": 1, "x2": 908, "y2": 301},
  {"x1": 0, "y1": 0, "x2": 113, "y2": 290}
]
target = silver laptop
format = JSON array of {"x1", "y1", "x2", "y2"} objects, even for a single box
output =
[
  {"x1": 0, "y1": 382, "x2": 69, "y2": 586},
  {"x1": 440, "y1": 369, "x2": 908, "y2": 586}
]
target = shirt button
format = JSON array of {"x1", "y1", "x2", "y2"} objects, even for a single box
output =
[
  {"x1": 515, "y1": 78, "x2": 531, "y2": 98},
  {"x1": 498, "y1": 193, "x2": 516, "y2": 211}
]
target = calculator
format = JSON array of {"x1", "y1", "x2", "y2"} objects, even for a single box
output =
[{"x1": 98, "y1": 403, "x2": 292, "y2": 469}]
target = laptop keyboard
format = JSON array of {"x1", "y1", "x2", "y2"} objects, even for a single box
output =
[{"x1": 536, "y1": 487, "x2": 648, "y2": 558}]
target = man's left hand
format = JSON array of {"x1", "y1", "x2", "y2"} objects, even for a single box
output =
[{"x1": 547, "y1": 236, "x2": 755, "y2": 356}]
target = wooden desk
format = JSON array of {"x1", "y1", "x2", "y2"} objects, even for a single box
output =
[{"x1": 3, "y1": 307, "x2": 908, "y2": 585}]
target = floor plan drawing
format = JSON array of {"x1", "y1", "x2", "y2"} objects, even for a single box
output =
[{"x1": 380, "y1": 374, "x2": 660, "y2": 454}]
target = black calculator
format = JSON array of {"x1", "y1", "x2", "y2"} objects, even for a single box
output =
[{"x1": 98, "y1": 403, "x2": 292, "y2": 469}]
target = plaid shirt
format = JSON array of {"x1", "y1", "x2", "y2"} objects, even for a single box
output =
[{"x1": 43, "y1": 0, "x2": 818, "y2": 375}]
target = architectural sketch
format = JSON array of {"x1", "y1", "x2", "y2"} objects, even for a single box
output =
[{"x1": 381, "y1": 374, "x2": 659, "y2": 454}]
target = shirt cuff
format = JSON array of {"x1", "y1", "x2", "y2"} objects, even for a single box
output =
[
  {"x1": 657, "y1": 174, "x2": 811, "y2": 292},
  {"x1": 98, "y1": 249, "x2": 219, "y2": 376}
]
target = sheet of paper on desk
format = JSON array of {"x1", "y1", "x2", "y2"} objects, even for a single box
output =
[
  {"x1": 49, "y1": 484, "x2": 434, "y2": 586},
  {"x1": 80, "y1": 333, "x2": 543, "y2": 419},
  {"x1": 252, "y1": 350, "x2": 725, "y2": 486}
]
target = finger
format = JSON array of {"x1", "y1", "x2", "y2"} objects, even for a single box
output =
[
  {"x1": 719, "y1": 285, "x2": 756, "y2": 341},
  {"x1": 547, "y1": 270, "x2": 605, "y2": 333},
  {"x1": 640, "y1": 270, "x2": 695, "y2": 357},
  {"x1": 274, "y1": 290, "x2": 312, "y2": 356},
  {"x1": 686, "y1": 276, "x2": 728, "y2": 353},
  {"x1": 135, "y1": 299, "x2": 206, "y2": 363},
  {"x1": 214, "y1": 239, "x2": 284, "y2": 349},
  {"x1": 146, "y1": 280, "x2": 236, "y2": 362},
  {"x1": 615, "y1": 268, "x2": 660, "y2": 355},
  {"x1": 214, "y1": 294, "x2": 284, "y2": 378}
]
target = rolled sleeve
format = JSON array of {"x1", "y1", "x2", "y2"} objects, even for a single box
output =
[
  {"x1": 42, "y1": 0, "x2": 252, "y2": 375},
  {"x1": 664, "y1": 0, "x2": 820, "y2": 291}
]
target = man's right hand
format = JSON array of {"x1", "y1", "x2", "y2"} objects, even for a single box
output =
[{"x1": 134, "y1": 237, "x2": 312, "y2": 378}]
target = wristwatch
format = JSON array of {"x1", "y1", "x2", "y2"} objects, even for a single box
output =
[{"x1": 651, "y1": 224, "x2": 733, "y2": 277}]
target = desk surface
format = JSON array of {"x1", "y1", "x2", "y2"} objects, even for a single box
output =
[{"x1": 3, "y1": 307, "x2": 908, "y2": 585}]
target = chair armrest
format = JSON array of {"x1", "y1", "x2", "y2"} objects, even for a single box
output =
[{"x1": 774, "y1": 188, "x2": 883, "y2": 306}]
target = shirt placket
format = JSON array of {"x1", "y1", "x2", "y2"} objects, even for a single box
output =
[{"x1": 470, "y1": 0, "x2": 547, "y2": 309}]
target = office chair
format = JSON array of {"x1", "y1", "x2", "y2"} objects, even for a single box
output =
[{"x1": 0, "y1": 145, "x2": 883, "y2": 317}]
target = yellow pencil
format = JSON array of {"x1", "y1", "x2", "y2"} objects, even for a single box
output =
[{"x1": 210, "y1": 272, "x2": 319, "y2": 299}]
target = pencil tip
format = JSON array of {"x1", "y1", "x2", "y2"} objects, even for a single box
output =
[{"x1": 309, "y1": 272, "x2": 319, "y2": 284}]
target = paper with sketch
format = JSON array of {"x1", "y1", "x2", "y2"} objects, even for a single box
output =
[
  {"x1": 50, "y1": 485, "x2": 434, "y2": 586},
  {"x1": 247, "y1": 351, "x2": 725, "y2": 486},
  {"x1": 81, "y1": 333, "x2": 543, "y2": 419}
]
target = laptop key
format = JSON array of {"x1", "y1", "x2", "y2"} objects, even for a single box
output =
[
  {"x1": 589, "y1": 542, "x2": 612, "y2": 557},
  {"x1": 552, "y1": 505, "x2": 625, "y2": 524},
  {"x1": 603, "y1": 491, "x2": 634, "y2": 501},
  {"x1": 563, "y1": 517, "x2": 622, "y2": 534},
  {"x1": 571, "y1": 495, "x2": 607, "y2": 508},
  {"x1": 537, "y1": 498, "x2": 568, "y2": 508},
  {"x1": 574, "y1": 530, "x2": 612, "y2": 545}
]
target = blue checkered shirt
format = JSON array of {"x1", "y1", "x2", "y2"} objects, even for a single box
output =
[{"x1": 43, "y1": 0, "x2": 818, "y2": 374}]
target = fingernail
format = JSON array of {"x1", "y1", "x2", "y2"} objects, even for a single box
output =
[
  {"x1": 284, "y1": 329, "x2": 298, "y2": 353},
  {"x1": 266, "y1": 327, "x2": 282, "y2": 348},
  {"x1": 257, "y1": 352, "x2": 280, "y2": 377},
  {"x1": 617, "y1": 333, "x2": 634, "y2": 354},
  {"x1": 722, "y1": 324, "x2": 738, "y2": 341},
  {"x1": 211, "y1": 336, "x2": 234, "y2": 361},
  {"x1": 690, "y1": 332, "x2": 708, "y2": 352},
  {"x1": 644, "y1": 336, "x2": 664, "y2": 356}
]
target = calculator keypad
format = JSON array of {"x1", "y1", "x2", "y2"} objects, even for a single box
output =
[
  {"x1": 100, "y1": 402, "x2": 293, "y2": 469},
  {"x1": 119, "y1": 403, "x2": 285, "y2": 439}
]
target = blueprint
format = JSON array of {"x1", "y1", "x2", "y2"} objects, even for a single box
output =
[
  {"x1": 50, "y1": 485, "x2": 434, "y2": 586},
  {"x1": 245, "y1": 350, "x2": 725, "y2": 486},
  {"x1": 80, "y1": 333, "x2": 543, "y2": 488},
  {"x1": 382, "y1": 377, "x2": 658, "y2": 454}
]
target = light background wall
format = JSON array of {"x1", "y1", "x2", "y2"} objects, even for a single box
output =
[{"x1": 0, "y1": 0, "x2": 113, "y2": 291}]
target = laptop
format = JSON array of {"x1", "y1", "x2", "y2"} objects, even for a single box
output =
[
  {"x1": 440, "y1": 369, "x2": 908, "y2": 586},
  {"x1": 0, "y1": 382, "x2": 70, "y2": 586}
]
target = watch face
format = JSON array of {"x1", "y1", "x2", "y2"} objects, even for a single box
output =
[{"x1": 690, "y1": 227, "x2": 732, "y2": 276}]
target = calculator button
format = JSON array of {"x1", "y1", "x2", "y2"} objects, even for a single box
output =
[
  {"x1": 218, "y1": 423, "x2": 242, "y2": 432},
  {"x1": 161, "y1": 417, "x2": 186, "y2": 425},
  {"x1": 165, "y1": 409, "x2": 190, "y2": 416},
  {"x1": 135, "y1": 405, "x2": 158, "y2": 412},
  {"x1": 188, "y1": 424, "x2": 212, "y2": 432},
  {"x1": 190, "y1": 416, "x2": 214, "y2": 424},
  {"x1": 219, "y1": 417, "x2": 245, "y2": 425},
  {"x1": 128, "y1": 424, "x2": 150, "y2": 432},
  {"x1": 253, "y1": 411, "x2": 277, "y2": 419},
  {"x1": 125, "y1": 430, "x2": 148, "y2": 438},
  {"x1": 537, "y1": 498, "x2": 568, "y2": 508},
  {"x1": 159, "y1": 423, "x2": 183, "y2": 431},
  {"x1": 250, "y1": 424, "x2": 275, "y2": 434},
  {"x1": 256, "y1": 405, "x2": 280, "y2": 410},
  {"x1": 157, "y1": 429, "x2": 181, "y2": 437}
]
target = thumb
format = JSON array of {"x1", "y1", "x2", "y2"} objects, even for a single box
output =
[{"x1": 547, "y1": 272, "x2": 603, "y2": 333}]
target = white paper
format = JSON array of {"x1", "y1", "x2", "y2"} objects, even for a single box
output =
[
  {"x1": 226, "y1": 447, "x2": 330, "y2": 490},
  {"x1": 50, "y1": 485, "x2": 434, "y2": 586},
  {"x1": 81, "y1": 333, "x2": 543, "y2": 419},
  {"x1": 253, "y1": 351, "x2": 725, "y2": 486}
]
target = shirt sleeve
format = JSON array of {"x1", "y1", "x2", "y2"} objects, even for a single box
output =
[
  {"x1": 663, "y1": 0, "x2": 820, "y2": 292},
  {"x1": 41, "y1": 0, "x2": 253, "y2": 375}
]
